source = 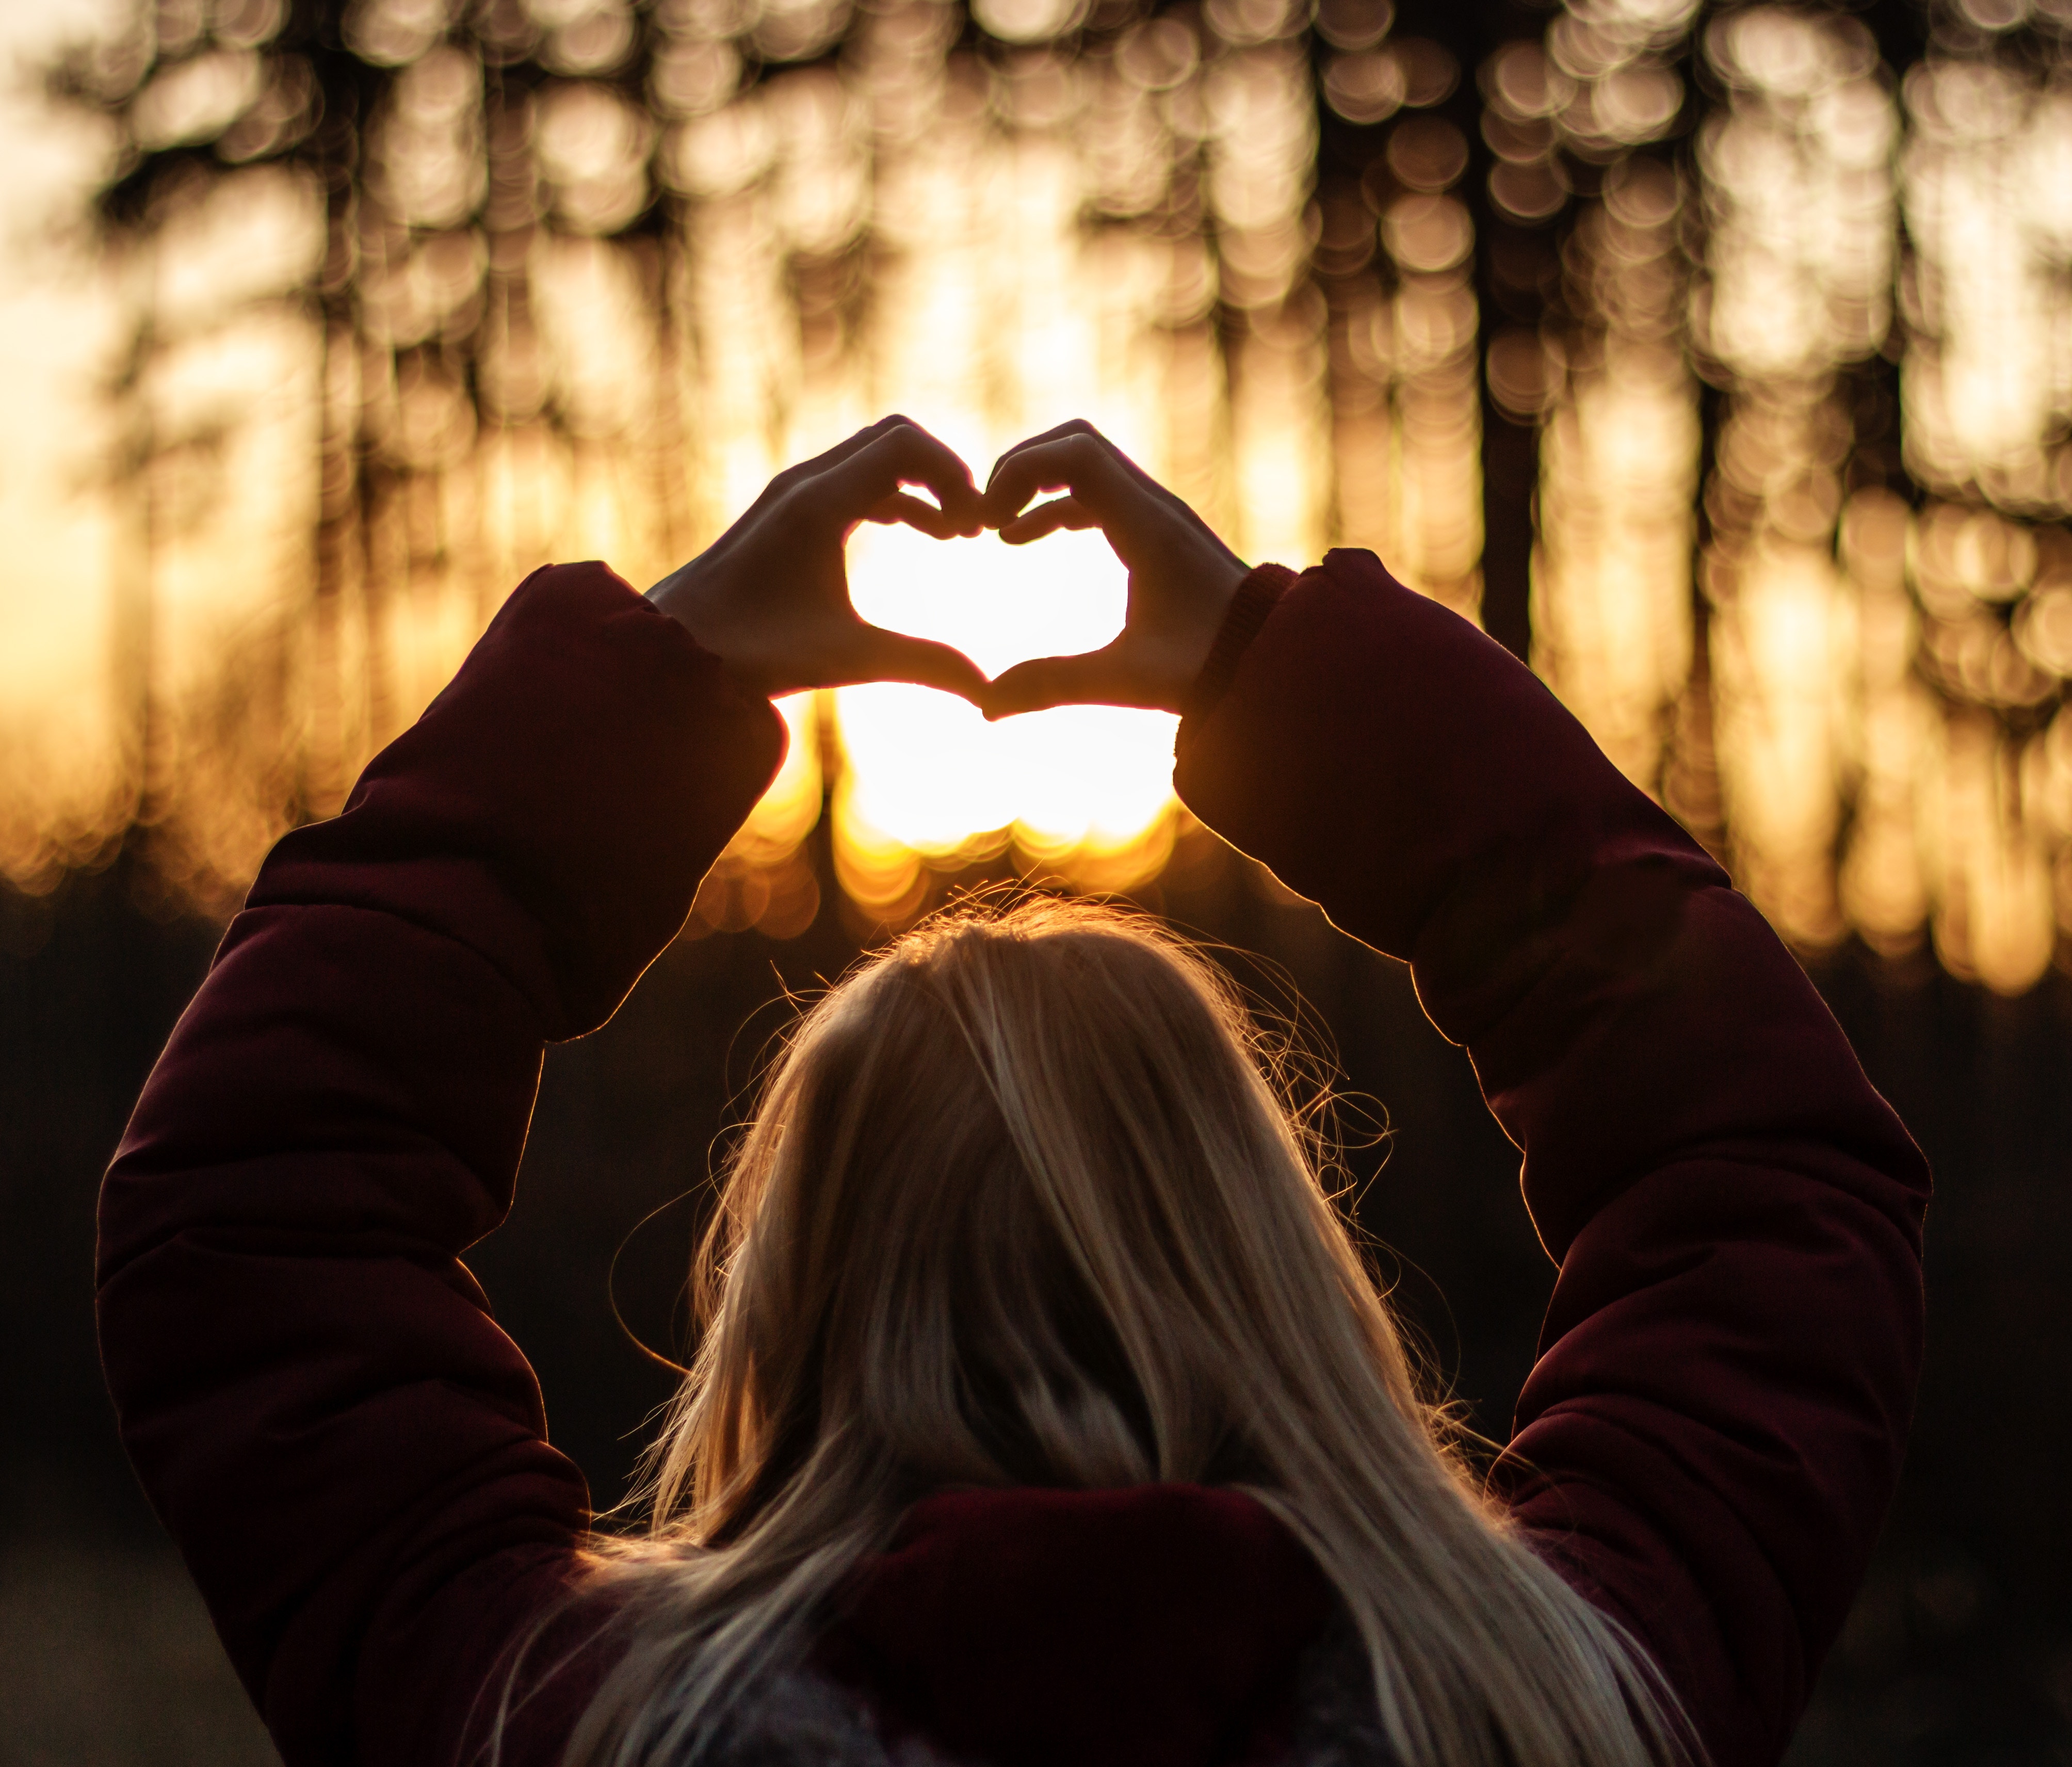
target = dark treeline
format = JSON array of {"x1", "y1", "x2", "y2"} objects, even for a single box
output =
[{"x1": 34, "y1": 0, "x2": 2072, "y2": 967}]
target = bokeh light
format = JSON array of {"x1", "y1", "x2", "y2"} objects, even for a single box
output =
[{"x1": 5, "y1": 0, "x2": 2072, "y2": 988}]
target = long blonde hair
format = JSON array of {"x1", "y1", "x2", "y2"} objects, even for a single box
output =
[{"x1": 545, "y1": 895, "x2": 1684, "y2": 1766}]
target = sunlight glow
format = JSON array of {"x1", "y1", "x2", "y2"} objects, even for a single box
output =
[
  {"x1": 839, "y1": 523, "x2": 1179, "y2": 908},
  {"x1": 1532, "y1": 160, "x2": 1698, "y2": 793},
  {"x1": 6, "y1": 0, "x2": 2072, "y2": 987}
]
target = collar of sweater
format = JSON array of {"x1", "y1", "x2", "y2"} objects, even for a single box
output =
[{"x1": 813, "y1": 1483, "x2": 1334, "y2": 1767}]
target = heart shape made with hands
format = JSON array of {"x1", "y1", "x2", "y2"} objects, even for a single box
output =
[{"x1": 652, "y1": 416, "x2": 1248, "y2": 717}]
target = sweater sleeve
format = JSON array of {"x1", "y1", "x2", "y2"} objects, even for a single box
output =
[
  {"x1": 95, "y1": 563, "x2": 787, "y2": 1767},
  {"x1": 1172, "y1": 549, "x2": 1931, "y2": 1767}
]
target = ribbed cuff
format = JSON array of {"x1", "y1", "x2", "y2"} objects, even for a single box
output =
[{"x1": 1181, "y1": 563, "x2": 1296, "y2": 724}]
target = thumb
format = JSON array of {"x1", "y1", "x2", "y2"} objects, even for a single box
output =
[
  {"x1": 854, "y1": 625, "x2": 991, "y2": 705},
  {"x1": 982, "y1": 645, "x2": 1141, "y2": 719}
]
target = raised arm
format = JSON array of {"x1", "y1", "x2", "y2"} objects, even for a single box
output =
[
  {"x1": 1172, "y1": 551, "x2": 1928, "y2": 1765},
  {"x1": 97, "y1": 563, "x2": 784, "y2": 1766},
  {"x1": 983, "y1": 431, "x2": 1931, "y2": 1767},
  {"x1": 98, "y1": 421, "x2": 985, "y2": 1767}
]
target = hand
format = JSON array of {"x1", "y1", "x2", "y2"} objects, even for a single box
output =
[
  {"x1": 649, "y1": 416, "x2": 988, "y2": 702},
  {"x1": 978, "y1": 420, "x2": 1251, "y2": 719}
]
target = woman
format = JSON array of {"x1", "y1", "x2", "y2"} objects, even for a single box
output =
[{"x1": 97, "y1": 417, "x2": 1930, "y2": 1767}]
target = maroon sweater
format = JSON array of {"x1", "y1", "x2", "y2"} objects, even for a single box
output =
[{"x1": 97, "y1": 550, "x2": 1930, "y2": 1767}]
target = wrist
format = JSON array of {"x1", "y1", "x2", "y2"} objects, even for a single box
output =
[
  {"x1": 649, "y1": 563, "x2": 773, "y2": 697},
  {"x1": 646, "y1": 559, "x2": 706, "y2": 635}
]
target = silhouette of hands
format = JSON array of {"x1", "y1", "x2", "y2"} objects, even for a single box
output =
[
  {"x1": 650, "y1": 415, "x2": 1251, "y2": 719},
  {"x1": 978, "y1": 420, "x2": 1251, "y2": 719},
  {"x1": 649, "y1": 415, "x2": 988, "y2": 703}
]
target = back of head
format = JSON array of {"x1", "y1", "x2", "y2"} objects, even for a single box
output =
[
  {"x1": 679, "y1": 893, "x2": 1406, "y2": 1513},
  {"x1": 561, "y1": 897, "x2": 1680, "y2": 1767}
]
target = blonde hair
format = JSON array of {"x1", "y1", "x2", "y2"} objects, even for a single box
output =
[{"x1": 542, "y1": 895, "x2": 1684, "y2": 1767}]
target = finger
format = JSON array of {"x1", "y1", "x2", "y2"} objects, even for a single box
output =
[
  {"x1": 996, "y1": 494, "x2": 1099, "y2": 545},
  {"x1": 782, "y1": 413, "x2": 924, "y2": 486},
  {"x1": 986, "y1": 419, "x2": 1175, "y2": 507},
  {"x1": 979, "y1": 434, "x2": 1118, "y2": 529},
  {"x1": 854, "y1": 627, "x2": 991, "y2": 704},
  {"x1": 867, "y1": 490, "x2": 967, "y2": 540},
  {"x1": 828, "y1": 422, "x2": 983, "y2": 535},
  {"x1": 982, "y1": 645, "x2": 1142, "y2": 719},
  {"x1": 702, "y1": 417, "x2": 922, "y2": 558},
  {"x1": 986, "y1": 417, "x2": 1105, "y2": 484}
]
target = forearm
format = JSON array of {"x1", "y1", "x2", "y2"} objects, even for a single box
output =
[
  {"x1": 1174, "y1": 550, "x2": 1922, "y2": 1244},
  {"x1": 1174, "y1": 548, "x2": 1930, "y2": 1764},
  {"x1": 98, "y1": 562, "x2": 786, "y2": 1763}
]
